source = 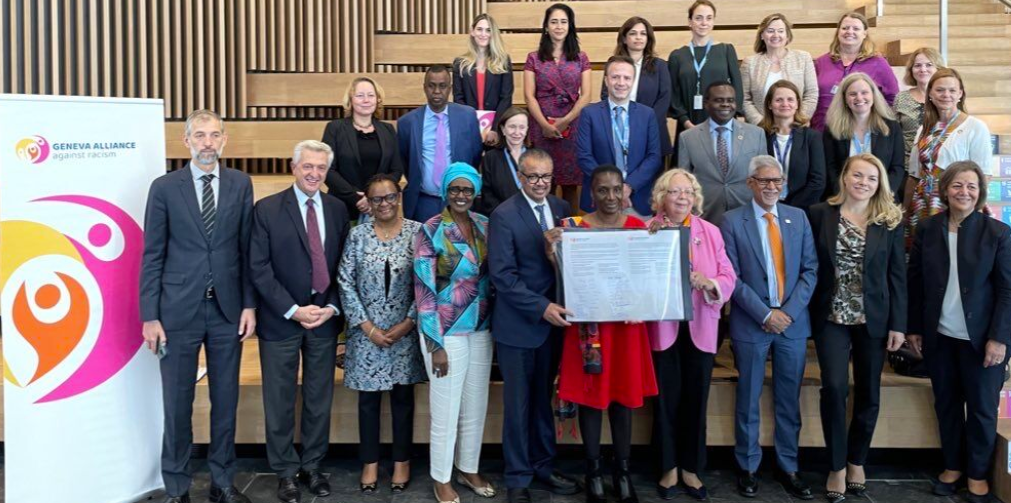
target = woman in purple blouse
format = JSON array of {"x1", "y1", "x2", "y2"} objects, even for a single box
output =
[{"x1": 811, "y1": 12, "x2": 898, "y2": 131}]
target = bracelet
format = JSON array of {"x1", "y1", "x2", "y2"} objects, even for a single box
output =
[{"x1": 368, "y1": 326, "x2": 377, "y2": 338}]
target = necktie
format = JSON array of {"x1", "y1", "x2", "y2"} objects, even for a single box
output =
[
  {"x1": 764, "y1": 212, "x2": 786, "y2": 304},
  {"x1": 613, "y1": 106, "x2": 627, "y2": 172},
  {"x1": 305, "y1": 199, "x2": 330, "y2": 293},
  {"x1": 535, "y1": 204, "x2": 548, "y2": 231},
  {"x1": 200, "y1": 174, "x2": 216, "y2": 238},
  {"x1": 433, "y1": 113, "x2": 448, "y2": 190},
  {"x1": 716, "y1": 126, "x2": 730, "y2": 177}
]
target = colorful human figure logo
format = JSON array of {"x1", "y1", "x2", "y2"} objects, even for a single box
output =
[{"x1": 15, "y1": 135, "x2": 50, "y2": 164}]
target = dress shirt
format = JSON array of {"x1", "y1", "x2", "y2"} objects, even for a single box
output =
[
  {"x1": 938, "y1": 231, "x2": 970, "y2": 340},
  {"x1": 521, "y1": 190, "x2": 554, "y2": 230},
  {"x1": 709, "y1": 119, "x2": 735, "y2": 165},
  {"x1": 608, "y1": 98, "x2": 631, "y2": 173},
  {"x1": 284, "y1": 185, "x2": 339, "y2": 320},
  {"x1": 751, "y1": 199, "x2": 782, "y2": 312},
  {"x1": 421, "y1": 105, "x2": 453, "y2": 196},
  {"x1": 189, "y1": 162, "x2": 220, "y2": 210},
  {"x1": 763, "y1": 70, "x2": 783, "y2": 98}
]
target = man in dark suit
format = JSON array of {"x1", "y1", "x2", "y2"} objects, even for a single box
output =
[
  {"x1": 398, "y1": 64, "x2": 483, "y2": 222},
  {"x1": 488, "y1": 148, "x2": 579, "y2": 503},
  {"x1": 720, "y1": 155, "x2": 817, "y2": 500},
  {"x1": 578, "y1": 55, "x2": 662, "y2": 216},
  {"x1": 250, "y1": 140, "x2": 350, "y2": 503},
  {"x1": 140, "y1": 109, "x2": 257, "y2": 503}
]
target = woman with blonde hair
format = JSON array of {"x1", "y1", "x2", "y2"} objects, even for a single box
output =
[
  {"x1": 822, "y1": 72, "x2": 904, "y2": 201},
  {"x1": 893, "y1": 47, "x2": 945, "y2": 157},
  {"x1": 808, "y1": 153, "x2": 906, "y2": 503},
  {"x1": 812, "y1": 12, "x2": 898, "y2": 131},
  {"x1": 454, "y1": 13, "x2": 513, "y2": 146},
  {"x1": 740, "y1": 13, "x2": 818, "y2": 125}
]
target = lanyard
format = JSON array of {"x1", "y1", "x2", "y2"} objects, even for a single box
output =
[
  {"x1": 688, "y1": 39, "x2": 713, "y2": 95},
  {"x1": 852, "y1": 130, "x2": 871, "y2": 154},
  {"x1": 504, "y1": 148, "x2": 524, "y2": 189},
  {"x1": 773, "y1": 130, "x2": 794, "y2": 169},
  {"x1": 611, "y1": 105, "x2": 630, "y2": 166}
]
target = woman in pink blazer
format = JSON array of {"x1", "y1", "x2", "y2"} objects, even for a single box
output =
[{"x1": 646, "y1": 168, "x2": 736, "y2": 501}]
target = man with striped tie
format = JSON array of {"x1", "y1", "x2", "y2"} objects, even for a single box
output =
[{"x1": 140, "y1": 109, "x2": 257, "y2": 503}]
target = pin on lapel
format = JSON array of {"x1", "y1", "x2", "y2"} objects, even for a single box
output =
[
  {"x1": 737, "y1": 135, "x2": 744, "y2": 141},
  {"x1": 785, "y1": 219, "x2": 792, "y2": 224}
]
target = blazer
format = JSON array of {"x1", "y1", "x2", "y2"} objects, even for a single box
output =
[
  {"x1": 740, "y1": 50, "x2": 819, "y2": 125},
  {"x1": 677, "y1": 119, "x2": 768, "y2": 226},
  {"x1": 645, "y1": 214, "x2": 737, "y2": 353},
  {"x1": 577, "y1": 99, "x2": 662, "y2": 215},
  {"x1": 140, "y1": 165, "x2": 256, "y2": 329},
  {"x1": 397, "y1": 103, "x2": 483, "y2": 221},
  {"x1": 908, "y1": 210, "x2": 1011, "y2": 354},
  {"x1": 321, "y1": 117, "x2": 404, "y2": 219},
  {"x1": 600, "y1": 57, "x2": 673, "y2": 155},
  {"x1": 477, "y1": 148, "x2": 522, "y2": 216},
  {"x1": 765, "y1": 127, "x2": 826, "y2": 210},
  {"x1": 452, "y1": 57, "x2": 514, "y2": 130},
  {"x1": 823, "y1": 119, "x2": 905, "y2": 201},
  {"x1": 249, "y1": 187, "x2": 350, "y2": 341},
  {"x1": 808, "y1": 203, "x2": 906, "y2": 339},
  {"x1": 720, "y1": 202, "x2": 818, "y2": 341},
  {"x1": 488, "y1": 193, "x2": 573, "y2": 348}
]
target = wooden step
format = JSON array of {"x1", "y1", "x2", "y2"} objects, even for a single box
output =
[
  {"x1": 881, "y1": 2, "x2": 1008, "y2": 14},
  {"x1": 165, "y1": 121, "x2": 329, "y2": 160},
  {"x1": 869, "y1": 13, "x2": 1011, "y2": 26},
  {"x1": 888, "y1": 37, "x2": 1011, "y2": 52},
  {"x1": 874, "y1": 24, "x2": 1011, "y2": 39}
]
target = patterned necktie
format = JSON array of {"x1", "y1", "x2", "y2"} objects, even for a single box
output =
[
  {"x1": 433, "y1": 113, "x2": 448, "y2": 189},
  {"x1": 200, "y1": 174, "x2": 216, "y2": 238},
  {"x1": 716, "y1": 126, "x2": 730, "y2": 177},
  {"x1": 764, "y1": 212, "x2": 786, "y2": 304},
  {"x1": 613, "y1": 106, "x2": 627, "y2": 172},
  {"x1": 535, "y1": 204, "x2": 549, "y2": 232},
  {"x1": 305, "y1": 199, "x2": 330, "y2": 293}
]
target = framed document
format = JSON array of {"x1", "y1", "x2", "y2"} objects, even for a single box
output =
[{"x1": 556, "y1": 228, "x2": 693, "y2": 322}]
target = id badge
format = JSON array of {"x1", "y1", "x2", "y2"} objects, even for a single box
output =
[
  {"x1": 693, "y1": 94, "x2": 704, "y2": 110},
  {"x1": 830, "y1": 85, "x2": 839, "y2": 95}
]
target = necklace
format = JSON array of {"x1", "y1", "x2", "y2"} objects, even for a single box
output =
[
  {"x1": 374, "y1": 218, "x2": 401, "y2": 240},
  {"x1": 353, "y1": 118, "x2": 374, "y2": 131}
]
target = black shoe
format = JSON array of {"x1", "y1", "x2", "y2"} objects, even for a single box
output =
[
  {"x1": 966, "y1": 491, "x2": 993, "y2": 503},
  {"x1": 162, "y1": 495, "x2": 190, "y2": 503},
  {"x1": 536, "y1": 471, "x2": 580, "y2": 495},
  {"x1": 298, "y1": 469, "x2": 331, "y2": 497},
  {"x1": 737, "y1": 471, "x2": 759, "y2": 498},
  {"x1": 775, "y1": 470, "x2": 813, "y2": 500},
  {"x1": 656, "y1": 483, "x2": 682, "y2": 500},
  {"x1": 585, "y1": 458, "x2": 607, "y2": 503},
  {"x1": 845, "y1": 481, "x2": 867, "y2": 497},
  {"x1": 277, "y1": 477, "x2": 300, "y2": 503},
  {"x1": 391, "y1": 479, "x2": 410, "y2": 493},
  {"x1": 507, "y1": 488, "x2": 532, "y2": 503},
  {"x1": 208, "y1": 486, "x2": 251, "y2": 503},
  {"x1": 612, "y1": 459, "x2": 639, "y2": 503},
  {"x1": 931, "y1": 476, "x2": 960, "y2": 496},
  {"x1": 682, "y1": 481, "x2": 708, "y2": 501},
  {"x1": 825, "y1": 490, "x2": 846, "y2": 503}
]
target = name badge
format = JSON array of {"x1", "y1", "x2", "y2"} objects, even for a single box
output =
[
  {"x1": 693, "y1": 94, "x2": 704, "y2": 110},
  {"x1": 830, "y1": 85, "x2": 839, "y2": 95}
]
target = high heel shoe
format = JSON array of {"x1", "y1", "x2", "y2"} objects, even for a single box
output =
[
  {"x1": 612, "y1": 459, "x2": 639, "y2": 503},
  {"x1": 585, "y1": 458, "x2": 606, "y2": 503}
]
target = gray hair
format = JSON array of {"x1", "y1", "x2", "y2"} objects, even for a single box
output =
[
  {"x1": 185, "y1": 109, "x2": 224, "y2": 136},
  {"x1": 748, "y1": 154, "x2": 782, "y2": 177},
  {"x1": 292, "y1": 140, "x2": 335, "y2": 167}
]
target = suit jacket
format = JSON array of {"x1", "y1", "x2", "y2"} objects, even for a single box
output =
[
  {"x1": 249, "y1": 187, "x2": 350, "y2": 341},
  {"x1": 766, "y1": 127, "x2": 826, "y2": 210},
  {"x1": 720, "y1": 202, "x2": 818, "y2": 341},
  {"x1": 823, "y1": 119, "x2": 905, "y2": 201},
  {"x1": 140, "y1": 165, "x2": 256, "y2": 329},
  {"x1": 477, "y1": 148, "x2": 522, "y2": 216},
  {"x1": 677, "y1": 119, "x2": 768, "y2": 226},
  {"x1": 908, "y1": 210, "x2": 1011, "y2": 353},
  {"x1": 600, "y1": 58, "x2": 673, "y2": 155},
  {"x1": 740, "y1": 50, "x2": 819, "y2": 125},
  {"x1": 321, "y1": 117, "x2": 404, "y2": 219},
  {"x1": 453, "y1": 57, "x2": 514, "y2": 130},
  {"x1": 808, "y1": 203, "x2": 906, "y2": 339},
  {"x1": 398, "y1": 103, "x2": 483, "y2": 221},
  {"x1": 488, "y1": 193, "x2": 573, "y2": 348},
  {"x1": 576, "y1": 99, "x2": 662, "y2": 215}
]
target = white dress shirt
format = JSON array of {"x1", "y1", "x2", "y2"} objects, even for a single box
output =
[
  {"x1": 284, "y1": 185, "x2": 339, "y2": 320},
  {"x1": 521, "y1": 190, "x2": 555, "y2": 230}
]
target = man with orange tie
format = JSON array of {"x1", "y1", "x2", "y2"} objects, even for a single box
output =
[{"x1": 720, "y1": 155, "x2": 818, "y2": 501}]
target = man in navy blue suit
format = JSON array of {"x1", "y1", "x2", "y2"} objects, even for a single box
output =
[
  {"x1": 720, "y1": 155, "x2": 817, "y2": 500},
  {"x1": 398, "y1": 65, "x2": 483, "y2": 222},
  {"x1": 488, "y1": 148, "x2": 579, "y2": 503},
  {"x1": 577, "y1": 55, "x2": 662, "y2": 216}
]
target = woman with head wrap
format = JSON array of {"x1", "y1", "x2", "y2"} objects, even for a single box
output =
[{"x1": 413, "y1": 163, "x2": 495, "y2": 503}]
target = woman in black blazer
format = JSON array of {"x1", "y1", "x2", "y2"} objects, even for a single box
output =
[
  {"x1": 822, "y1": 72, "x2": 905, "y2": 202},
  {"x1": 759, "y1": 80, "x2": 826, "y2": 210},
  {"x1": 322, "y1": 76, "x2": 404, "y2": 221},
  {"x1": 477, "y1": 107, "x2": 528, "y2": 216},
  {"x1": 453, "y1": 14, "x2": 513, "y2": 147},
  {"x1": 808, "y1": 153, "x2": 906, "y2": 503},
  {"x1": 601, "y1": 16, "x2": 673, "y2": 157},
  {"x1": 907, "y1": 161, "x2": 1011, "y2": 503}
]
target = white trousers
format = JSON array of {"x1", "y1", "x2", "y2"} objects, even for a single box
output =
[{"x1": 421, "y1": 330, "x2": 493, "y2": 483}]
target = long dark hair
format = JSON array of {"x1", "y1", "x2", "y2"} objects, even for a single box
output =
[
  {"x1": 537, "y1": 3, "x2": 581, "y2": 62},
  {"x1": 614, "y1": 16, "x2": 657, "y2": 74}
]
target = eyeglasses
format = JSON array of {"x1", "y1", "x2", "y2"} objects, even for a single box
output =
[
  {"x1": 520, "y1": 172, "x2": 553, "y2": 184},
  {"x1": 368, "y1": 193, "x2": 399, "y2": 206},
  {"x1": 751, "y1": 176, "x2": 785, "y2": 187},
  {"x1": 447, "y1": 186, "x2": 476, "y2": 197},
  {"x1": 666, "y1": 188, "x2": 696, "y2": 197}
]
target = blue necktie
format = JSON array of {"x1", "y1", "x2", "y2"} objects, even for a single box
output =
[
  {"x1": 613, "y1": 106, "x2": 627, "y2": 172},
  {"x1": 535, "y1": 204, "x2": 549, "y2": 232}
]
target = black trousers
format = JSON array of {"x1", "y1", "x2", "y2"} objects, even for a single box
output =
[
  {"x1": 653, "y1": 323, "x2": 715, "y2": 474},
  {"x1": 579, "y1": 403, "x2": 633, "y2": 462},
  {"x1": 928, "y1": 334, "x2": 1007, "y2": 480},
  {"x1": 358, "y1": 384, "x2": 416, "y2": 464},
  {"x1": 814, "y1": 322, "x2": 886, "y2": 471},
  {"x1": 259, "y1": 332, "x2": 337, "y2": 478},
  {"x1": 161, "y1": 299, "x2": 241, "y2": 497}
]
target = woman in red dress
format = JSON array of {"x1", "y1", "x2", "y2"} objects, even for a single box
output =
[{"x1": 546, "y1": 165, "x2": 658, "y2": 503}]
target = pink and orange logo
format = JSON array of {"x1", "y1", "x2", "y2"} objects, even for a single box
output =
[
  {"x1": 15, "y1": 135, "x2": 50, "y2": 164},
  {"x1": 1, "y1": 195, "x2": 145, "y2": 403}
]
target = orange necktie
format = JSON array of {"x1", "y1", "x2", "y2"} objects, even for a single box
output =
[{"x1": 763, "y1": 212, "x2": 786, "y2": 303}]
